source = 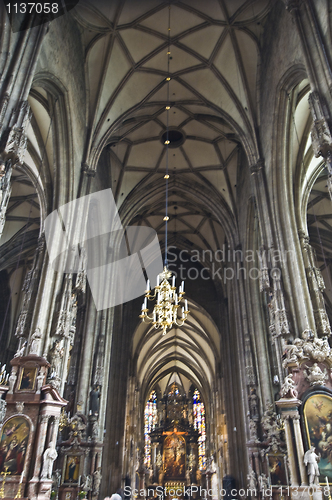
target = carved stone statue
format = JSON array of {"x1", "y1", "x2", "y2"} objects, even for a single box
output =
[
  {"x1": 29, "y1": 328, "x2": 42, "y2": 355},
  {"x1": 188, "y1": 452, "x2": 196, "y2": 471},
  {"x1": 185, "y1": 468, "x2": 190, "y2": 484},
  {"x1": 249, "y1": 419, "x2": 259, "y2": 442},
  {"x1": 8, "y1": 370, "x2": 17, "y2": 394},
  {"x1": 36, "y1": 370, "x2": 45, "y2": 393},
  {"x1": 261, "y1": 403, "x2": 285, "y2": 452},
  {"x1": 280, "y1": 374, "x2": 298, "y2": 399},
  {"x1": 206, "y1": 454, "x2": 216, "y2": 473},
  {"x1": 50, "y1": 339, "x2": 64, "y2": 376},
  {"x1": 283, "y1": 330, "x2": 332, "y2": 370},
  {"x1": 93, "y1": 468, "x2": 102, "y2": 495},
  {"x1": 248, "y1": 388, "x2": 259, "y2": 419},
  {"x1": 82, "y1": 474, "x2": 93, "y2": 491},
  {"x1": 91, "y1": 417, "x2": 99, "y2": 439},
  {"x1": 14, "y1": 340, "x2": 27, "y2": 358},
  {"x1": 15, "y1": 402, "x2": 24, "y2": 414},
  {"x1": 258, "y1": 472, "x2": 268, "y2": 493},
  {"x1": 52, "y1": 469, "x2": 61, "y2": 489},
  {"x1": 304, "y1": 363, "x2": 327, "y2": 386},
  {"x1": 247, "y1": 465, "x2": 257, "y2": 491},
  {"x1": 90, "y1": 386, "x2": 101, "y2": 415},
  {"x1": 41, "y1": 443, "x2": 58, "y2": 479},
  {"x1": 304, "y1": 446, "x2": 320, "y2": 485}
]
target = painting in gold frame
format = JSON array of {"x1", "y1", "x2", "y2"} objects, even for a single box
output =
[
  {"x1": 163, "y1": 433, "x2": 186, "y2": 479},
  {"x1": 0, "y1": 416, "x2": 30, "y2": 474},
  {"x1": 304, "y1": 393, "x2": 332, "y2": 482},
  {"x1": 63, "y1": 455, "x2": 81, "y2": 483},
  {"x1": 267, "y1": 453, "x2": 288, "y2": 486},
  {"x1": 18, "y1": 367, "x2": 37, "y2": 391}
]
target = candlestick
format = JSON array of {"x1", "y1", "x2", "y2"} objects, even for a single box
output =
[
  {"x1": 0, "y1": 467, "x2": 10, "y2": 498},
  {"x1": 326, "y1": 477, "x2": 331, "y2": 500},
  {"x1": 14, "y1": 483, "x2": 22, "y2": 499}
]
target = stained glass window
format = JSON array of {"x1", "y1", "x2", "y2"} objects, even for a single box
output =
[
  {"x1": 144, "y1": 390, "x2": 158, "y2": 467},
  {"x1": 193, "y1": 389, "x2": 206, "y2": 469}
]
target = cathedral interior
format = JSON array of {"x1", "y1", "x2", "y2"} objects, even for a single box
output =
[{"x1": 1, "y1": 0, "x2": 332, "y2": 499}]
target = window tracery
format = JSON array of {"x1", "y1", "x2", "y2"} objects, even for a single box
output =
[
  {"x1": 193, "y1": 389, "x2": 206, "y2": 469},
  {"x1": 144, "y1": 390, "x2": 157, "y2": 467}
]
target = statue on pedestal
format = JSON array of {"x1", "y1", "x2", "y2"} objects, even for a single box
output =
[
  {"x1": 14, "y1": 340, "x2": 27, "y2": 358},
  {"x1": 247, "y1": 465, "x2": 257, "y2": 491},
  {"x1": 304, "y1": 446, "x2": 320, "y2": 485},
  {"x1": 36, "y1": 370, "x2": 45, "y2": 393},
  {"x1": 82, "y1": 474, "x2": 93, "y2": 491},
  {"x1": 50, "y1": 340, "x2": 64, "y2": 376},
  {"x1": 90, "y1": 386, "x2": 101, "y2": 416},
  {"x1": 29, "y1": 328, "x2": 42, "y2": 355},
  {"x1": 41, "y1": 443, "x2": 58, "y2": 479},
  {"x1": 248, "y1": 388, "x2": 259, "y2": 419},
  {"x1": 8, "y1": 370, "x2": 17, "y2": 394},
  {"x1": 258, "y1": 473, "x2": 268, "y2": 493},
  {"x1": 93, "y1": 468, "x2": 102, "y2": 495}
]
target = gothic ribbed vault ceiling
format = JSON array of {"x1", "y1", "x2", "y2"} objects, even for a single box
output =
[{"x1": 8, "y1": 0, "x2": 332, "y2": 398}]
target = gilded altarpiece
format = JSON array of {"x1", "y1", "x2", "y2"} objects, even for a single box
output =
[{"x1": 163, "y1": 433, "x2": 186, "y2": 479}]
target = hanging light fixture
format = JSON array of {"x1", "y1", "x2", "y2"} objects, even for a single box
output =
[{"x1": 139, "y1": 4, "x2": 190, "y2": 335}]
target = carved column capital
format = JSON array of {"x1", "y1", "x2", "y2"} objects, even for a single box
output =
[
  {"x1": 250, "y1": 159, "x2": 264, "y2": 175},
  {"x1": 81, "y1": 162, "x2": 96, "y2": 177},
  {"x1": 298, "y1": 229, "x2": 308, "y2": 241},
  {"x1": 40, "y1": 414, "x2": 51, "y2": 425},
  {"x1": 283, "y1": 0, "x2": 303, "y2": 13}
]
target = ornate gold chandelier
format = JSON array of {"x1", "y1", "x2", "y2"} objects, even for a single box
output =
[
  {"x1": 140, "y1": 267, "x2": 189, "y2": 335},
  {"x1": 139, "y1": 3, "x2": 190, "y2": 336}
]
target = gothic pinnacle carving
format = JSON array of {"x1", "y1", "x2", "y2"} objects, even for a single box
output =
[
  {"x1": 308, "y1": 92, "x2": 332, "y2": 201},
  {"x1": 298, "y1": 230, "x2": 331, "y2": 336},
  {"x1": 0, "y1": 161, "x2": 12, "y2": 239},
  {"x1": 268, "y1": 271, "x2": 290, "y2": 341}
]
